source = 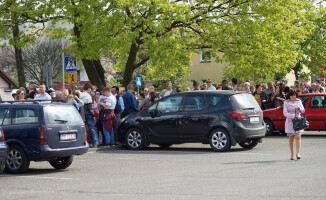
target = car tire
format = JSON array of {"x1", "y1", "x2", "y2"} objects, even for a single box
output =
[
  {"x1": 125, "y1": 128, "x2": 146, "y2": 150},
  {"x1": 209, "y1": 128, "x2": 231, "y2": 152},
  {"x1": 0, "y1": 164, "x2": 5, "y2": 174},
  {"x1": 264, "y1": 119, "x2": 274, "y2": 136},
  {"x1": 49, "y1": 156, "x2": 73, "y2": 170},
  {"x1": 238, "y1": 139, "x2": 260, "y2": 150},
  {"x1": 5, "y1": 145, "x2": 30, "y2": 174},
  {"x1": 157, "y1": 144, "x2": 172, "y2": 148}
]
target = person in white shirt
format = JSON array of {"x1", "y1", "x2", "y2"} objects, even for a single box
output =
[
  {"x1": 98, "y1": 87, "x2": 117, "y2": 146},
  {"x1": 207, "y1": 79, "x2": 216, "y2": 91},
  {"x1": 162, "y1": 81, "x2": 177, "y2": 97},
  {"x1": 34, "y1": 82, "x2": 51, "y2": 100}
]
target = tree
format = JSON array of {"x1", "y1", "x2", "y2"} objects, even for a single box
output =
[
  {"x1": 0, "y1": 37, "x2": 70, "y2": 84},
  {"x1": 222, "y1": 0, "x2": 319, "y2": 82},
  {"x1": 46, "y1": 0, "x2": 317, "y2": 88},
  {"x1": 293, "y1": 7, "x2": 326, "y2": 80},
  {"x1": 0, "y1": 0, "x2": 50, "y2": 87}
]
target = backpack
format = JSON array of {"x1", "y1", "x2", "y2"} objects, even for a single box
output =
[{"x1": 114, "y1": 95, "x2": 121, "y2": 114}]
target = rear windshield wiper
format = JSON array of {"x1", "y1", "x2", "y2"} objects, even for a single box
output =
[
  {"x1": 54, "y1": 119, "x2": 68, "y2": 123},
  {"x1": 242, "y1": 108, "x2": 256, "y2": 110}
]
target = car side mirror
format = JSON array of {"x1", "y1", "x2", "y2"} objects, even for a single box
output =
[
  {"x1": 149, "y1": 109, "x2": 161, "y2": 118},
  {"x1": 149, "y1": 109, "x2": 156, "y2": 118},
  {"x1": 154, "y1": 109, "x2": 162, "y2": 117}
]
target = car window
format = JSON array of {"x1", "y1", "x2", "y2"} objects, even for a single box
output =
[
  {"x1": 44, "y1": 105, "x2": 83, "y2": 124},
  {"x1": 183, "y1": 95, "x2": 207, "y2": 112},
  {"x1": 299, "y1": 96, "x2": 309, "y2": 108},
  {"x1": 12, "y1": 109, "x2": 38, "y2": 124},
  {"x1": 157, "y1": 95, "x2": 183, "y2": 114},
  {"x1": 309, "y1": 96, "x2": 325, "y2": 109},
  {"x1": 206, "y1": 95, "x2": 224, "y2": 108},
  {"x1": 0, "y1": 108, "x2": 8, "y2": 125},
  {"x1": 230, "y1": 93, "x2": 261, "y2": 110},
  {"x1": 3, "y1": 109, "x2": 10, "y2": 126}
]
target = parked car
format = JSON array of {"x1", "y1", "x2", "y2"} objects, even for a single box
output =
[
  {"x1": 118, "y1": 91, "x2": 266, "y2": 152},
  {"x1": 0, "y1": 126, "x2": 8, "y2": 174},
  {"x1": 263, "y1": 93, "x2": 326, "y2": 135},
  {"x1": 0, "y1": 101, "x2": 89, "y2": 173}
]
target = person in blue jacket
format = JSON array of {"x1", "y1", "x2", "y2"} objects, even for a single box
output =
[{"x1": 122, "y1": 84, "x2": 138, "y2": 116}]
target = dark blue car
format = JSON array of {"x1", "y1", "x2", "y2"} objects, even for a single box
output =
[
  {"x1": 0, "y1": 101, "x2": 88, "y2": 173},
  {"x1": 0, "y1": 126, "x2": 8, "y2": 174}
]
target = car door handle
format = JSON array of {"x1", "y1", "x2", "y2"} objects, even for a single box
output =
[{"x1": 181, "y1": 116, "x2": 190, "y2": 119}]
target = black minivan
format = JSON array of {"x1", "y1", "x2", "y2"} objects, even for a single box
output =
[{"x1": 118, "y1": 91, "x2": 266, "y2": 152}]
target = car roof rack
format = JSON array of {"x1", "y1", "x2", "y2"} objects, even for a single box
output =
[{"x1": 0, "y1": 99, "x2": 66, "y2": 104}]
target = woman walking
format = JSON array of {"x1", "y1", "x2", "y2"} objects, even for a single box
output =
[{"x1": 283, "y1": 89, "x2": 305, "y2": 160}]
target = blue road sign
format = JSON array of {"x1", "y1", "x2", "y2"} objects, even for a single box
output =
[
  {"x1": 65, "y1": 56, "x2": 77, "y2": 72},
  {"x1": 136, "y1": 77, "x2": 142, "y2": 86}
]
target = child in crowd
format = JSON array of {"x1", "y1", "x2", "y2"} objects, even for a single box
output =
[{"x1": 67, "y1": 94, "x2": 79, "y2": 111}]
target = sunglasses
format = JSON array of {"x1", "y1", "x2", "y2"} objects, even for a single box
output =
[{"x1": 20, "y1": 93, "x2": 25, "y2": 95}]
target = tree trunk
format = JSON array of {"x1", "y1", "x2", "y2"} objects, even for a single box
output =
[
  {"x1": 122, "y1": 43, "x2": 139, "y2": 87},
  {"x1": 293, "y1": 60, "x2": 301, "y2": 80},
  {"x1": 82, "y1": 59, "x2": 106, "y2": 89},
  {"x1": 73, "y1": 24, "x2": 105, "y2": 89},
  {"x1": 12, "y1": 23, "x2": 26, "y2": 87}
]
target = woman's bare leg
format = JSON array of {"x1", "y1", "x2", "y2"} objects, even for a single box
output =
[
  {"x1": 289, "y1": 136, "x2": 295, "y2": 159},
  {"x1": 295, "y1": 134, "x2": 301, "y2": 158}
]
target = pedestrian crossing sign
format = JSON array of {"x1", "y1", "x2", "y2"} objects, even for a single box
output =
[
  {"x1": 67, "y1": 72, "x2": 77, "y2": 84},
  {"x1": 136, "y1": 77, "x2": 142, "y2": 86},
  {"x1": 65, "y1": 56, "x2": 77, "y2": 72}
]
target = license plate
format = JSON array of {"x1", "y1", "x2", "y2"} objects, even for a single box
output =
[
  {"x1": 60, "y1": 133, "x2": 76, "y2": 141},
  {"x1": 249, "y1": 117, "x2": 259, "y2": 123}
]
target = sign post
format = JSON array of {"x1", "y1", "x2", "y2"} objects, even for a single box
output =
[{"x1": 136, "y1": 77, "x2": 141, "y2": 95}]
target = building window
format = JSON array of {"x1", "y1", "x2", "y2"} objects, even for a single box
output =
[{"x1": 200, "y1": 51, "x2": 211, "y2": 63}]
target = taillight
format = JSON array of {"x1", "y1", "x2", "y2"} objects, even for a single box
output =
[
  {"x1": 228, "y1": 111, "x2": 246, "y2": 121},
  {"x1": 84, "y1": 126, "x2": 87, "y2": 142},
  {"x1": 0, "y1": 127, "x2": 4, "y2": 141},
  {"x1": 38, "y1": 124, "x2": 48, "y2": 145}
]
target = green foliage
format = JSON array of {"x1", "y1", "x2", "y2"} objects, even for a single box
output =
[
  {"x1": 1, "y1": 0, "x2": 324, "y2": 87},
  {"x1": 106, "y1": 77, "x2": 121, "y2": 88},
  {"x1": 299, "y1": 6, "x2": 326, "y2": 77},
  {"x1": 222, "y1": 0, "x2": 318, "y2": 83}
]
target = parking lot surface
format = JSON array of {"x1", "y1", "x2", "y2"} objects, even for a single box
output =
[{"x1": 1, "y1": 132, "x2": 326, "y2": 200}]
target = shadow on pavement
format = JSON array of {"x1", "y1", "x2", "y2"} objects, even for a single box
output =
[
  {"x1": 96, "y1": 144, "x2": 249, "y2": 155},
  {"x1": 2, "y1": 168, "x2": 68, "y2": 176},
  {"x1": 223, "y1": 159, "x2": 291, "y2": 165}
]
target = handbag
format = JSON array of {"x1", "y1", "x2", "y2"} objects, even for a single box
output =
[{"x1": 292, "y1": 109, "x2": 309, "y2": 131}]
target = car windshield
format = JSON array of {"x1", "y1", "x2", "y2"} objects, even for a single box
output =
[
  {"x1": 44, "y1": 105, "x2": 83, "y2": 124},
  {"x1": 230, "y1": 93, "x2": 261, "y2": 111}
]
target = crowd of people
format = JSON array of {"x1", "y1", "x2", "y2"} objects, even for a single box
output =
[
  {"x1": 187, "y1": 75, "x2": 325, "y2": 110},
  {"x1": 10, "y1": 74, "x2": 322, "y2": 148}
]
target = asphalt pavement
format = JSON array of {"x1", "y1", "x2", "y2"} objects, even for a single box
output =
[{"x1": 1, "y1": 131, "x2": 326, "y2": 200}]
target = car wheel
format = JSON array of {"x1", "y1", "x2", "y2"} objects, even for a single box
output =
[
  {"x1": 49, "y1": 156, "x2": 73, "y2": 170},
  {"x1": 125, "y1": 128, "x2": 146, "y2": 150},
  {"x1": 0, "y1": 164, "x2": 5, "y2": 174},
  {"x1": 264, "y1": 119, "x2": 274, "y2": 136},
  {"x1": 209, "y1": 128, "x2": 231, "y2": 152},
  {"x1": 5, "y1": 145, "x2": 30, "y2": 174},
  {"x1": 157, "y1": 144, "x2": 172, "y2": 148},
  {"x1": 238, "y1": 139, "x2": 259, "y2": 150}
]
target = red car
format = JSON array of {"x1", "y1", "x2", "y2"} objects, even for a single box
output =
[{"x1": 263, "y1": 93, "x2": 326, "y2": 135}]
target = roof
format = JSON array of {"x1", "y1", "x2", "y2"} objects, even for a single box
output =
[
  {"x1": 183, "y1": 90, "x2": 245, "y2": 95},
  {"x1": 0, "y1": 68, "x2": 18, "y2": 88}
]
